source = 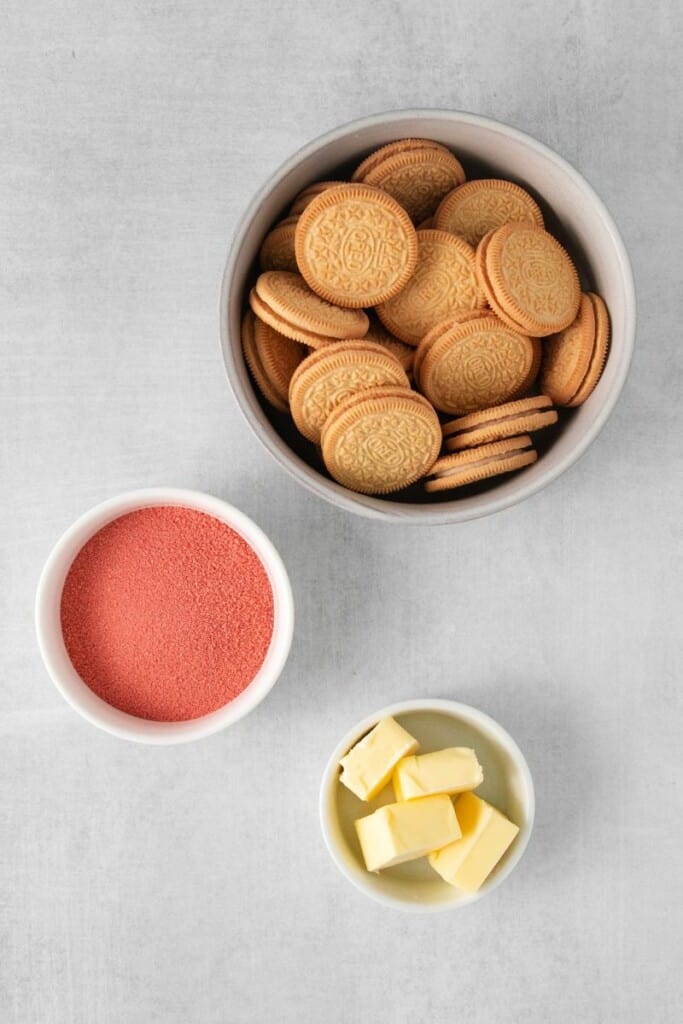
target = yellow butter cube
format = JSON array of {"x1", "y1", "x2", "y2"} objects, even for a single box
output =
[
  {"x1": 355, "y1": 794, "x2": 461, "y2": 872},
  {"x1": 429, "y1": 791, "x2": 519, "y2": 892},
  {"x1": 393, "y1": 747, "x2": 483, "y2": 800},
  {"x1": 339, "y1": 717, "x2": 419, "y2": 801}
]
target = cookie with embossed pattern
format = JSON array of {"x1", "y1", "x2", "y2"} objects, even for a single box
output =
[
  {"x1": 425, "y1": 435, "x2": 538, "y2": 493},
  {"x1": 442, "y1": 395, "x2": 558, "y2": 451},
  {"x1": 474, "y1": 229, "x2": 526, "y2": 331},
  {"x1": 362, "y1": 148, "x2": 466, "y2": 224},
  {"x1": 253, "y1": 316, "x2": 306, "y2": 403},
  {"x1": 483, "y1": 223, "x2": 581, "y2": 336},
  {"x1": 241, "y1": 310, "x2": 289, "y2": 413},
  {"x1": 251, "y1": 271, "x2": 368, "y2": 346},
  {"x1": 541, "y1": 291, "x2": 610, "y2": 406},
  {"x1": 416, "y1": 315, "x2": 537, "y2": 415},
  {"x1": 321, "y1": 385, "x2": 441, "y2": 495},
  {"x1": 259, "y1": 217, "x2": 300, "y2": 273},
  {"x1": 363, "y1": 317, "x2": 415, "y2": 372},
  {"x1": 376, "y1": 230, "x2": 485, "y2": 346},
  {"x1": 249, "y1": 288, "x2": 335, "y2": 348},
  {"x1": 435, "y1": 179, "x2": 544, "y2": 247},
  {"x1": 290, "y1": 181, "x2": 347, "y2": 217},
  {"x1": 476, "y1": 238, "x2": 550, "y2": 390},
  {"x1": 295, "y1": 184, "x2": 418, "y2": 308},
  {"x1": 289, "y1": 341, "x2": 409, "y2": 444},
  {"x1": 413, "y1": 311, "x2": 490, "y2": 383},
  {"x1": 351, "y1": 138, "x2": 451, "y2": 183}
]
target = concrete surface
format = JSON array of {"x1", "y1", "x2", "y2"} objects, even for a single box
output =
[{"x1": 2, "y1": 1, "x2": 682, "y2": 1021}]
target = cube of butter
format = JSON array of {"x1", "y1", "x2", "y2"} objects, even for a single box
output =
[
  {"x1": 355, "y1": 794, "x2": 461, "y2": 872},
  {"x1": 393, "y1": 747, "x2": 483, "y2": 800},
  {"x1": 339, "y1": 717, "x2": 419, "y2": 801},
  {"x1": 429, "y1": 791, "x2": 519, "y2": 892}
]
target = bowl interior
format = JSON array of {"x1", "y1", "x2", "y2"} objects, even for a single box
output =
[
  {"x1": 321, "y1": 702, "x2": 534, "y2": 910},
  {"x1": 222, "y1": 111, "x2": 634, "y2": 523},
  {"x1": 35, "y1": 489, "x2": 293, "y2": 744}
]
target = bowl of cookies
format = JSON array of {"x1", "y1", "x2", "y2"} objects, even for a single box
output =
[{"x1": 221, "y1": 110, "x2": 635, "y2": 523}]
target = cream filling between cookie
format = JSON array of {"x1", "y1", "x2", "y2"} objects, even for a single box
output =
[
  {"x1": 568, "y1": 335, "x2": 602, "y2": 404},
  {"x1": 443, "y1": 405, "x2": 553, "y2": 439},
  {"x1": 430, "y1": 444, "x2": 533, "y2": 480}
]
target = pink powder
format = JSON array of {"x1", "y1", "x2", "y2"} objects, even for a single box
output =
[{"x1": 60, "y1": 506, "x2": 275, "y2": 721}]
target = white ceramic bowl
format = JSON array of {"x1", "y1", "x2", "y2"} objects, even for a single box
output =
[
  {"x1": 221, "y1": 109, "x2": 636, "y2": 524},
  {"x1": 320, "y1": 699, "x2": 534, "y2": 912},
  {"x1": 35, "y1": 488, "x2": 294, "y2": 744}
]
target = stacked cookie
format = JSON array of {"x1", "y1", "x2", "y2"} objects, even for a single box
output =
[
  {"x1": 351, "y1": 139, "x2": 466, "y2": 223},
  {"x1": 244, "y1": 139, "x2": 611, "y2": 497}
]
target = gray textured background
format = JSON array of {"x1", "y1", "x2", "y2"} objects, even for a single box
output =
[{"x1": 2, "y1": 2, "x2": 682, "y2": 1022}]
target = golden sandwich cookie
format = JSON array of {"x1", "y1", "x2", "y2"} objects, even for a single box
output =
[
  {"x1": 288, "y1": 341, "x2": 409, "y2": 444},
  {"x1": 442, "y1": 395, "x2": 558, "y2": 451},
  {"x1": 241, "y1": 310, "x2": 290, "y2": 413},
  {"x1": 295, "y1": 183, "x2": 418, "y2": 308},
  {"x1": 474, "y1": 228, "x2": 527, "y2": 330},
  {"x1": 259, "y1": 216, "x2": 300, "y2": 273},
  {"x1": 541, "y1": 291, "x2": 610, "y2": 406},
  {"x1": 425, "y1": 435, "x2": 538, "y2": 493},
  {"x1": 360, "y1": 146, "x2": 466, "y2": 224},
  {"x1": 253, "y1": 316, "x2": 306, "y2": 405},
  {"x1": 416, "y1": 315, "x2": 539, "y2": 415},
  {"x1": 249, "y1": 271, "x2": 369, "y2": 347},
  {"x1": 321, "y1": 385, "x2": 441, "y2": 495},
  {"x1": 477, "y1": 223, "x2": 581, "y2": 336},
  {"x1": 351, "y1": 138, "x2": 452, "y2": 182},
  {"x1": 289, "y1": 180, "x2": 347, "y2": 216},
  {"x1": 434, "y1": 178, "x2": 544, "y2": 247},
  {"x1": 376, "y1": 230, "x2": 485, "y2": 346},
  {"x1": 413, "y1": 310, "x2": 492, "y2": 384}
]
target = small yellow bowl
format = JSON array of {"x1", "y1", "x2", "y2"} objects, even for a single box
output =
[{"x1": 319, "y1": 699, "x2": 534, "y2": 912}]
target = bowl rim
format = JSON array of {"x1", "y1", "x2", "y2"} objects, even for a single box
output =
[
  {"x1": 220, "y1": 107, "x2": 636, "y2": 525},
  {"x1": 35, "y1": 487, "x2": 295, "y2": 745},
  {"x1": 319, "y1": 697, "x2": 535, "y2": 912}
]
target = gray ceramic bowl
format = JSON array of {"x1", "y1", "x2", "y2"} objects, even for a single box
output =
[{"x1": 220, "y1": 109, "x2": 635, "y2": 524}]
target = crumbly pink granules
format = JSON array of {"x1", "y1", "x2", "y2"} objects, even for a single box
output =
[{"x1": 60, "y1": 506, "x2": 274, "y2": 721}]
